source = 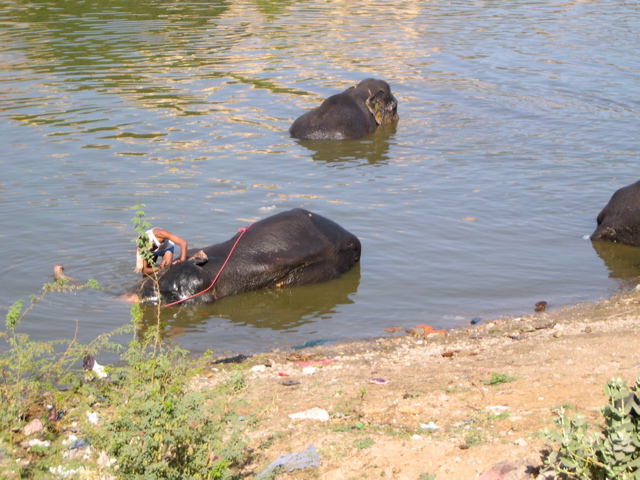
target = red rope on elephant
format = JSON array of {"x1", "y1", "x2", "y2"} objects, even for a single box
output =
[{"x1": 162, "y1": 223, "x2": 254, "y2": 307}]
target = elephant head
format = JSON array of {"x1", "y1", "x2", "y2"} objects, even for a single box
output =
[
  {"x1": 591, "y1": 180, "x2": 640, "y2": 247},
  {"x1": 360, "y1": 79, "x2": 399, "y2": 126},
  {"x1": 136, "y1": 257, "x2": 214, "y2": 305}
]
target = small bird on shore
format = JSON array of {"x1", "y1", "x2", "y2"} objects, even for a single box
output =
[{"x1": 53, "y1": 264, "x2": 78, "y2": 283}]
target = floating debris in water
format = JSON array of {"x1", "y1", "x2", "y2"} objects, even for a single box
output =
[
  {"x1": 535, "y1": 301, "x2": 547, "y2": 312},
  {"x1": 383, "y1": 326, "x2": 402, "y2": 333},
  {"x1": 293, "y1": 338, "x2": 335, "y2": 350}
]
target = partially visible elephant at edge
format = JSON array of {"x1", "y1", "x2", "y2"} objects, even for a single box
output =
[
  {"x1": 124, "y1": 209, "x2": 362, "y2": 305},
  {"x1": 591, "y1": 180, "x2": 640, "y2": 247},
  {"x1": 289, "y1": 78, "x2": 399, "y2": 140}
]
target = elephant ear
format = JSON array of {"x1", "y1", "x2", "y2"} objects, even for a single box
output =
[{"x1": 365, "y1": 89, "x2": 387, "y2": 125}]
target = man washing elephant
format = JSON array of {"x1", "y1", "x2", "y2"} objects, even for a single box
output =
[
  {"x1": 135, "y1": 227, "x2": 188, "y2": 276},
  {"x1": 125, "y1": 209, "x2": 361, "y2": 305}
]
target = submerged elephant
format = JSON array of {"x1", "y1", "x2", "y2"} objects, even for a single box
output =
[
  {"x1": 289, "y1": 78, "x2": 399, "y2": 140},
  {"x1": 125, "y1": 209, "x2": 361, "y2": 305},
  {"x1": 591, "y1": 180, "x2": 640, "y2": 247}
]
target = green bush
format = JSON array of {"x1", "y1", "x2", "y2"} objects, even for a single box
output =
[
  {"x1": 543, "y1": 376, "x2": 640, "y2": 479},
  {"x1": 0, "y1": 278, "x2": 106, "y2": 438},
  {"x1": 93, "y1": 318, "x2": 248, "y2": 479},
  {"x1": 0, "y1": 278, "x2": 127, "y2": 477},
  {"x1": 0, "y1": 280, "x2": 249, "y2": 478}
]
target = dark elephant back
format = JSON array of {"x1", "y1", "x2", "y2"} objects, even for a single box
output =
[
  {"x1": 209, "y1": 209, "x2": 361, "y2": 297},
  {"x1": 591, "y1": 180, "x2": 640, "y2": 247},
  {"x1": 289, "y1": 90, "x2": 376, "y2": 140}
]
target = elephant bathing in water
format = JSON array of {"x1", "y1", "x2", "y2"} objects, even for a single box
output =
[
  {"x1": 591, "y1": 180, "x2": 640, "y2": 247},
  {"x1": 289, "y1": 78, "x2": 399, "y2": 140},
  {"x1": 125, "y1": 209, "x2": 362, "y2": 305}
]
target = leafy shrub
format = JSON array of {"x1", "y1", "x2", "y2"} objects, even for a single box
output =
[
  {"x1": 543, "y1": 376, "x2": 640, "y2": 479},
  {"x1": 0, "y1": 278, "x2": 107, "y2": 438},
  {"x1": 1, "y1": 277, "x2": 249, "y2": 477},
  {"x1": 92, "y1": 317, "x2": 248, "y2": 479},
  {"x1": 0, "y1": 278, "x2": 130, "y2": 477}
]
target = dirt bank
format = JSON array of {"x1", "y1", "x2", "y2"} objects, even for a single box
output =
[{"x1": 203, "y1": 288, "x2": 640, "y2": 479}]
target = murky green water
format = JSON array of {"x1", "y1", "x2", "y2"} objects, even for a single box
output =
[{"x1": 1, "y1": 0, "x2": 639, "y2": 355}]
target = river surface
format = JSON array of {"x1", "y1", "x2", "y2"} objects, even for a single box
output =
[{"x1": 1, "y1": 0, "x2": 639, "y2": 356}]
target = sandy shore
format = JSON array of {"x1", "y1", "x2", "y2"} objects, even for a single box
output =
[{"x1": 201, "y1": 287, "x2": 640, "y2": 479}]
